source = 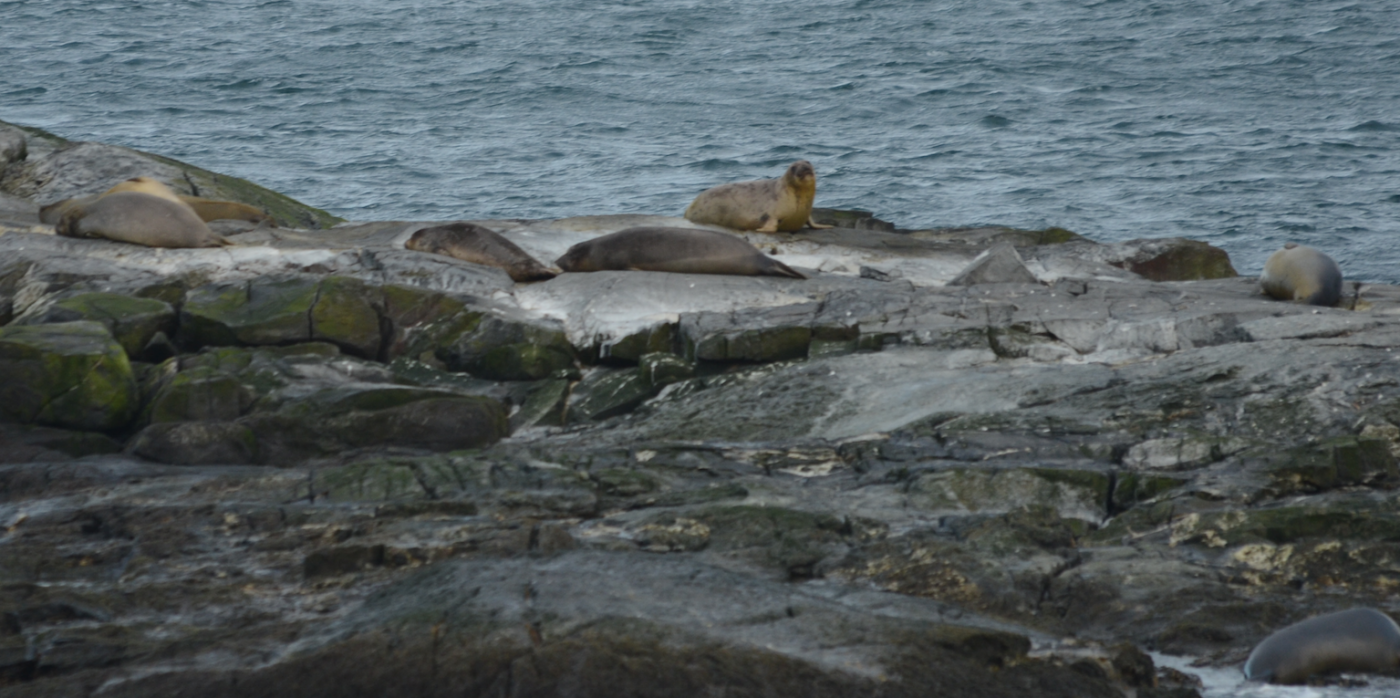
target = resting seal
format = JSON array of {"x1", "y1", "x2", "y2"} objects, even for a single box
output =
[
  {"x1": 39, "y1": 177, "x2": 271, "y2": 225},
  {"x1": 554, "y1": 226, "x2": 805, "y2": 279},
  {"x1": 56, "y1": 191, "x2": 231, "y2": 248},
  {"x1": 683, "y1": 160, "x2": 834, "y2": 233},
  {"x1": 1260, "y1": 242, "x2": 1343, "y2": 306},
  {"x1": 405, "y1": 222, "x2": 557, "y2": 282},
  {"x1": 1244, "y1": 607, "x2": 1400, "y2": 684}
]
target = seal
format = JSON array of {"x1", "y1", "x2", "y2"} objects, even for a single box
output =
[
  {"x1": 405, "y1": 222, "x2": 557, "y2": 282},
  {"x1": 55, "y1": 191, "x2": 231, "y2": 248},
  {"x1": 554, "y1": 226, "x2": 806, "y2": 279},
  {"x1": 39, "y1": 177, "x2": 271, "y2": 225},
  {"x1": 683, "y1": 160, "x2": 834, "y2": 233},
  {"x1": 1260, "y1": 242, "x2": 1343, "y2": 306},
  {"x1": 1244, "y1": 607, "x2": 1400, "y2": 684}
]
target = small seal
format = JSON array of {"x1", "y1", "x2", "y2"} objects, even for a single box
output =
[
  {"x1": 683, "y1": 160, "x2": 835, "y2": 233},
  {"x1": 56, "y1": 191, "x2": 231, "y2": 248},
  {"x1": 1244, "y1": 607, "x2": 1400, "y2": 684},
  {"x1": 1260, "y1": 242, "x2": 1343, "y2": 306},
  {"x1": 554, "y1": 226, "x2": 806, "y2": 279},
  {"x1": 405, "y1": 222, "x2": 557, "y2": 282}
]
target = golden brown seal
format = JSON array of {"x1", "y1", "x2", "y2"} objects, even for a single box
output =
[
  {"x1": 683, "y1": 160, "x2": 834, "y2": 233},
  {"x1": 554, "y1": 226, "x2": 805, "y2": 279},
  {"x1": 1260, "y1": 242, "x2": 1343, "y2": 306},
  {"x1": 405, "y1": 222, "x2": 557, "y2": 282},
  {"x1": 1244, "y1": 608, "x2": 1400, "y2": 684},
  {"x1": 39, "y1": 177, "x2": 271, "y2": 225},
  {"x1": 56, "y1": 191, "x2": 231, "y2": 248}
]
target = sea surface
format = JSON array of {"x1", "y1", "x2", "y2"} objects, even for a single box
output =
[{"x1": 5, "y1": 0, "x2": 1400, "y2": 282}]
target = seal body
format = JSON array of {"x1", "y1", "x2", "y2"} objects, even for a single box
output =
[
  {"x1": 40, "y1": 177, "x2": 270, "y2": 225},
  {"x1": 1260, "y1": 243, "x2": 1343, "y2": 306},
  {"x1": 1244, "y1": 607, "x2": 1400, "y2": 684},
  {"x1": 554, "y1": 226, "x2": 805, "y2": 279},
  {"x1": 405, "y1": 222, "x2": 557, "y2": 282},
  {"x1": 684, "y1": 160, "x2": 833, "y2": 233},
  {"x1": 56, "y1": 191, "x2": 230, "y2": 248}
]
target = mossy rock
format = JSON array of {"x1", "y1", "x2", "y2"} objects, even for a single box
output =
[
  {"x1": 438, "y1": 315, "x2": 577, "y2": 381},
  {"x1": 639, "y1": 352, "x2": 695, "y2": 388},
  {"x1": 909, "y1": 467, "x2": 1110, "y2": 523},
  {"x1": 511, "y1": 378, "x2": 571, "y2": 431},
  {"x1": 687, "y1": 326, "x2": 812, "y2": 363},
  {"x1": 128, "y1": 421, "x2": 259, "y2": 465},
  {"x1": 591, "y1": 468, "x2": 662, "y2": 497},
  {"x1": 1268, "y1": 436, "x2": 1398, "y2": 493},
  {"x1": 310, "y1": 276, "x2": 384, "y2": 359},
  {"x1": 1170, "y1": 504, "x2": 1400, "y2": 548},
  {"x1": 0, "y1": 321, "x2": 137, "y2": 432},
  {"x1": 381, "y1": 285, "x2": 468, "y2": 359},
  {"x1": 180, "y1": 278, "x2": 319, "y2": 349},
  {"x1": 567, "y1": 369, "x2": 657, "y2": 423},
  {"x1": 147, "y1": 367, "x2": 254, "y2": 423},
  {"x1": 18, "y1": 293, "x2": 175, "y2": 360},
  {"x1": 1115, "y1": 238, "x2": 1238, "y2": 282},
  {"x1": 690, "y1": 505, "x2": 850, "y2": 577},
  {"x1": 1111, "y1": 473, "x2": 1188, "y2": 512},
  {"x1": 604, "y1": 323, "x2": 678, "y2": 364}
]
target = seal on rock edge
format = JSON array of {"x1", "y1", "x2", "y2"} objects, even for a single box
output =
[
  {"x1": 1244, "y1": 607, "x2": 1400, "y2": 684},
  {"x1": 405, "y1": 222, "x2": 557, "y2": 282},
  {"x1": 684, "y1": 160, "x2": 834, "y2": 233},
  {"x1": 39, "y1": 177, "x2": 272, "y2": 225},
  {"x1": 56, "y1": 191, "x2": 231, "y2": 248},
  {"x1": 554, "y1": 226, "x2": 806, "y2": 279},
  {"x1": 1260, "y1": 242, "x2": 1343, "y2": 306}
]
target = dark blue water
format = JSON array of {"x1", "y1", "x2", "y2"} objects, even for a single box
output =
[{"x1": 5, "y1": 0, "x2": 1400, "y2": 282}]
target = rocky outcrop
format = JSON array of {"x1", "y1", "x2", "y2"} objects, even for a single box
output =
[{"x1": 0, "y1": 120, "x2": 1388, "y2": 697}]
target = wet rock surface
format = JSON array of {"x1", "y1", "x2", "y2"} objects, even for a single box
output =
[{"x1": 0, "y1": 120, "x2": 1393, "y2": 696}]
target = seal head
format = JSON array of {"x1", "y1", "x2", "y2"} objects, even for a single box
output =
[
  {"x1": 555, "y1": 226, "x2": 805, "y2": 279},
  {"x1": 683, "y1": 160, "x2": 834, "y2": 233},
  {"x1": 1260, "y1": 242, "x2": 1343, "y2": 306},
  {"x1": 1244, "y1": 607, "x2": 1400, "y2": 684}
]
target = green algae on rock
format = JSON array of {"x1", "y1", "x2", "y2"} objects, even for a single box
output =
[{"x1": 0, "y1": 320, "x2": 138, "y2": 432}]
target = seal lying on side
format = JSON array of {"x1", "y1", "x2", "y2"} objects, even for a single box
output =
[
  {"x1": 684, "y1": 160, "x2": 834, "y2": 233},
  {"x1": 1244, "y1": 607, "x2": 1400, "y2": 684},
  {"x1": 555, "y1": 227, "x2": 806, "y2": 279},
  {"x1": 1260, "y1": 242, "x2": 1343, "y2": 306},
  {"x1": 39, "y1": 177, "x2": 271, "y2": 225},
  {"x1": 405, "y1": 222, "x2": 557, "y2": 282},
  {"x1": 56, "y1": 191, "x2": 232, "y2": 248}
]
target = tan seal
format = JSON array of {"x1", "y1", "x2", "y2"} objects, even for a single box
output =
[
  {"x1": 406, "y1": 222, "x2": 557, "y2": 282},
  {"x1": 56, "y1": 191, "x2": 231, "y2": 248},
  {"x1": 554, "y1": 226, "x2": 806, "y2": 279},
  {"x1": 683, "y1": 160, "x2": 834, "y2": 233},
  {"x1": 39, "y1": 177, "x2": 271, "y2": 225},
  {"x1": 1260, "y1": 242, "x2": 1342, "y2": 306},
  {"x1": 1245, "y1": 607, "x2": 1400, "y2": 684}
]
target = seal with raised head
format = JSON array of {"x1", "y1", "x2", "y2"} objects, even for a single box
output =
[
  {"x1": 1244, "y1": 607, "x2": 1400, "y2": 684},
  {"x1": 554, "y1": 226, "x2": 806, "y2": 279},
  {"x1": 1260, "y1": 242, "x2": 1343, "y2": 306},
  {"x1": 56, "y1": 191, "x2": 231, "y2": 248},
  {"x1": 405, "y1": 222, "x2": 557, "y2": 282},
  {"x1": 683, "y1": 160, "x2": 834, "y2": 233}
]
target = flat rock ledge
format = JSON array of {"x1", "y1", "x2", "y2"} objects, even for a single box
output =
[{"x1": 0, "y1": 120, "x2": 1388, "y2": 697}]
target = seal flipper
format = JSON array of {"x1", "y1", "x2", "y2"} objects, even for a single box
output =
[{"x1": 764, "y1": 258, "x2": 807, "y2": 280}]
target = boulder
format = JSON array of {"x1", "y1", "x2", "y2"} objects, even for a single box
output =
[{"x1": 0, "y1": 321, "x2": 137, "y2": 432}]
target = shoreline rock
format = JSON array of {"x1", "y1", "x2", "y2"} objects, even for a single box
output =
[{"x1": 0, "y1": 119, "x2": 1390, "y2": 697}]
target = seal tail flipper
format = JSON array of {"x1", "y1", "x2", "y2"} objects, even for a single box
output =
[
  {"x1": 768, "y1": 259, "x2": 807, "y2": 280},
  {"x1": 805, "y1": 215, "x2": 834, "y2": 230}
]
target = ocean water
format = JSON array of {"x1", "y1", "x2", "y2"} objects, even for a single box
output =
[{"x1": 3, "y1": 0, "x2": 1400, "y2": 285}]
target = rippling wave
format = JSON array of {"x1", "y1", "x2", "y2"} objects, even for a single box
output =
[{"x1": 4, "y1": 0, "x2": 1400, "y2": 281}]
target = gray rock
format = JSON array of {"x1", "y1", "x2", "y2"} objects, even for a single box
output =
[{"x1": 948, "y1": 242, "x2": 1040, "y2": 286}]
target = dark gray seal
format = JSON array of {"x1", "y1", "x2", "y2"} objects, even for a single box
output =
[
  {"x1": 554, "y1": 226, "x2": 806, "y2": 279},
  {"x1": 405, "y1": 222, "x2": 557, "y2": 282},
  {"x1": 1260, "y1": 242, "x2": 1343, "y2": 306},
  {"x1": 56, "y1": 191, "x2": 231, "y2": 248},
  {"x1": 1244, "y1": 607, "x2": 1400, "y2": 684}
]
